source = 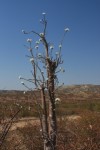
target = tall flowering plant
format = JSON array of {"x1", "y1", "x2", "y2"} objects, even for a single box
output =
[{"x1": 20, "y1": 13, "x2": 69, "y2": 150}]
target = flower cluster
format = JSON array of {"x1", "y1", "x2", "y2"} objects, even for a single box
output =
[
  {"x1": 19, "y1": 75, "x2": 22, "y2": 79},
  {"x1": 35, "y1": 45, "x2": 39, "y2": 49},
  {"x1": 30, "y1": 58, "x2": 34, "y2": 62},
  {"x1": 36, "y1": 41, "x2": 39, "y2": 44},
  {"x1": 42, "y1": 12, "x2": 46, "y2": 15},
  {"x1": 21, "y1": 81, "x2": 24, "y2": 85},
  {"x1": 22, "y1": 30, "x2": 25, "y2": 33},
  {"x1": 64, "y1": 28, "x2": 70, "y2": 32},
  {"x1": 27, "y1": 38, "x2": 32, "y2": 42},
  {"x1": 38, "y1": 53, "x2": 42, "y2": 58},
  {"x1": 50, "y1": 45, "x2": 54, "y2": 50},
  {"x1": 55, "y1": 98, "x2": 61, "y2": 104},
  {"x1": 39, "y1": 38, "x2": 42, "y2": 42},
  {"x1": 59, "y1": 44, "x2": 62, "y2": 48},
  {"x1": 40, "y1": 33, "x2": 44, "y2": 37}
]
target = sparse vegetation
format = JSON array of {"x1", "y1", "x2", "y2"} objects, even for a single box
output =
[
  {"x1": 0, "y1": 109, "x2": 100, "y2": 150},
  {"x1": 0, "y1": 85, "x2": 100, "y2": 149},
  {"x1": 0, "y1": 87, "x2": 100, "y2": 119}
]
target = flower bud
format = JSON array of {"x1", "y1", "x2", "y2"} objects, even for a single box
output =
[
  {"x1": 59, "y1": 44, "x2": 62, "y2": 48},
  {"x1": 35, "y1": 41, "x2": 39, "y2": 44},
  {"x1": 42, "y1": 12, "x2": 46, "y2": 15},
  {"x1": 35, "y1": 45, "x2": 39, "y2": 49},
  {"x1": 27, "y1": 38, "x2": 32, "y2": 42},
  {"x1": 39, "y1": 33, "x2": 44, "y2": 37},
  {"x1": 19, "y1": 75, "x2": 22, "y2": 79},
  {"x1": 21, "y1": 81, "x2": 24, "y2": 85},
  {"x1": 64, "y1": 28, "x2": 70, "y2": 32},
  {"x1": 50, "y1": 45, "x2": 54, "y2": 50},
  {"x1": 30, "y1": 58, "x2": 34, "y2": 62}
]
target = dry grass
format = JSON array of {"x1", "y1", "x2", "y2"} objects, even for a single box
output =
[
  {"x1": 0, "y1": 88, "x2": 100, "y2": 149},
  {"x1": 0, "y1": 112, "x2": 100, "y2": 150}
]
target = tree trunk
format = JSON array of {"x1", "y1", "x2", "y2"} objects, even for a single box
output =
[
  {"x1": 44, "y1": 141, "x2": 55, "y2": 150},
  {"x1": 47, "y1": 62, "x2": 57, "y2": 150},
  {"x1": 41, "y1": 86, "x2": 56, "y2": 150},
  {"x1": 41, "y1": 87, "x2": 48, "y2": 139}
]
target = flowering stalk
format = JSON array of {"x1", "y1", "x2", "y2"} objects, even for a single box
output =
[{"x1": 21, "y1": 12, "x2": 69, "y2": 150}]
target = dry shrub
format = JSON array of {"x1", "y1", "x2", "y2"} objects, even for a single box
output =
[
  {"x1": 74, "y1": 112, "x2": 100, "y2": 150},
  {"x1": 57, "y1": 112, "x2": 100, "y2": 150},
  {"x1": 0, "y1": 130, "x2": 27, "y2": 150},
  {"x1": 0, "y1": 111, "x2": 100, "y2": 150},
  {"x1": 18, "y1": 123, "x2": 43, "y2": 150}
]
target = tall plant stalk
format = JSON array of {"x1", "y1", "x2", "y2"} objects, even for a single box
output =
[{"x1": 20, "y1": 12, "x2": 69, "y2": 150}]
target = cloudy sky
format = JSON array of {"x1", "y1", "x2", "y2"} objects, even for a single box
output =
[{"x1": 0, "y1": 0, "x2": 100, "y2": 90}]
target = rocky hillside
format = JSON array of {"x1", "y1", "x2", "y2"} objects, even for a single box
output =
[
  {"x1": 0, "y1": 84, "x2": 100, "y2": 101},
  {"x1": 58, "y1": 84, "x2": 100, "y2": 99}
]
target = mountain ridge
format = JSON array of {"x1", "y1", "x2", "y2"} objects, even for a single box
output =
[{"x1": 57, "y1": 84, "x2": 100, "y2": 99}]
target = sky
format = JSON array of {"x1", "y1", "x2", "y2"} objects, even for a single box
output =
[{"x1": 0, "y1": 0, "x2": 100, "y2": 90}]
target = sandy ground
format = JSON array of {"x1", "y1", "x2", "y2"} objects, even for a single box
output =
[
  {"x1": 0, "y1": 115, "x2": 81, "y2": 131},
  {"x1": 11, "y1": 117, "x2": 40, "y2": 130}
]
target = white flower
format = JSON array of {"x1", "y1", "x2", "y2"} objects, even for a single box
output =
[
  {"x1": 55, "y1": 98, "x2": 61, "y2": 102},
  {"x1": 20, "y1": 105, "x2": 23, "y2": 109},
  {"x1": 40, "y1": 19, "x2": 42, "y2": 22},
  {"x1": 42, "y1": 12, "x2": 46, "y2": 15},
  {"x1": 89, "y1": 124, "x2": 92, "y2": 129},
  {"x1": 36, "y1": 41, "x2": 39, "y2": 44},
  {"x1": 64, "y1": 28, "x2": 70, "y2": 32},
  {"x1": 41, "y1": 71, "x2": 44, "y2": 74},
  {"x1": 50, "y1": 45, "x2": 54, "y2": 50},
  {"x1": 59, "y1": 44, "x2": 62, "y2": 48},
  {"x1": 21, "y1": 81, "x2": 24, "y2": 85},
  {"x1": 23, "y1": 91, "x2": 26, "y2": 94},
  {"x1": 55, "y1": 98, "x2": 61, "y2": 104},
  {"x1": 38, "y1": 53, "x2": 42, "y2": 57},
  {"x1": 39, "y1": 33, "x2": 44, "y2": 37},
  {"x1": 22, "y1": 30, "x2": 25, "y2": 33},
  {"x1": 40, "y1": 129, "x2": 42, "y2": 132},
  {"x1": 46, "y1": 78, "x2": 48, "y2": 81},
  {"x1": 59, "y1": 67, "x2": 62, "y2": 71},
  {"x1": 62, "y1": 69, "x2": 65, "y2": 73},
  {"x1": 19, "y1": 75, "x2": 22, "y2": 79},
  {"x1": 27, "y1": 38, "x2": 32, "y2": 42},
  {"x1": 35, "y1": 45, "x2": 39, "y2": 49},
  {"x1": 30, "y1": 58, "x2": 34, "y2": 62},
  {"x1": 55, "y1": 52, "x2": 59, "y2": 55},
  {"x1": 39, "y1": 38, "x2": 42, "y2": 42}
]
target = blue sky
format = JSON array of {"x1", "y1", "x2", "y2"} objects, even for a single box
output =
[{"x1": 0, "y1": 0, "x2": 100, "y2": 90}]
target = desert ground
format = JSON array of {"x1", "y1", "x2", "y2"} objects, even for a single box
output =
[{"x1": 0, "y1": 84, "x2": 100, "y2": 150}]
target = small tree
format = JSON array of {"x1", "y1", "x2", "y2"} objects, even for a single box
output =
[{"x1": 20, "y1": 13, "x2": 69, "y2": 150}]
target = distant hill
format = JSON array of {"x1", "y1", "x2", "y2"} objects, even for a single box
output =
[
  {"x1": 0, "y1": 84, "x2": 100, "y2": 101},
  {"x1": 58, "y1": 84, "x2": 100, "y2": 100},
  {"x1": 60, "y1": 84, "x2": 100, "y2": 93}
]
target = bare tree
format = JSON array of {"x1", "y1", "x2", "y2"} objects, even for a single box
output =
[{"x1": 20, "y1": 12, "x2": 69, "y2": 150}]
